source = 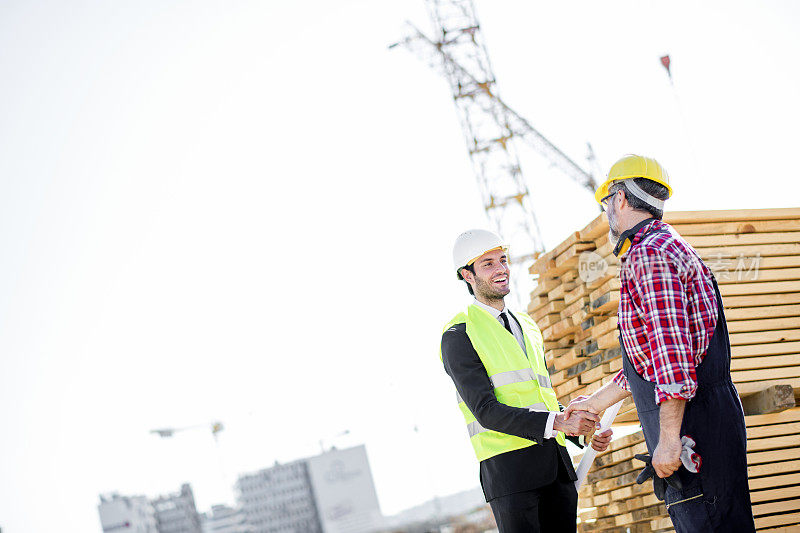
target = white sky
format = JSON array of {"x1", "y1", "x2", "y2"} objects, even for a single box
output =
[{"x1": 1, "y1": 1, "x2": 798, "y2": 531}]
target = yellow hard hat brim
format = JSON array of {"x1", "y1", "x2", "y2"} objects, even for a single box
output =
[
  {"x1": 456, "y1": 245, "x2": 509, "y2": 279},
  {"x1": 465, "y1": 245, "x2": 508, "y2": 267},
  {"x1": 594, "y1": 176, "x2": 673, "y2": 204}
]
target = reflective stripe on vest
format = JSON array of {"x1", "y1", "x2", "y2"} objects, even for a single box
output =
[
  {"x1": 455, "y1": 369, "x2": 552, "y2": 404},
  {"x1": 441, "y1": 304, "x2": 566, "y2": 462}
]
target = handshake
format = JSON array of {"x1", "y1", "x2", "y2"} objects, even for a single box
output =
[{"x1": 554, "y1": 395, "x2": 613, "y2": 453}]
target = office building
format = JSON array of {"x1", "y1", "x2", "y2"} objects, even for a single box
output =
[
  {"x1": 236, "y1": 459, "x2": 322, "y2": 533},
  {"x1": 152, "y1": 483, "x2": 203, "y2": 533},
  {"x1": 236, "y1": 445, "x2": 382, "y2": 533},
  {"x1": 201, "y1": 504, "x2": 253, "y2": 533},
  {"x1": 98, "y1": 493, "x2": 158, "y2": 533}
]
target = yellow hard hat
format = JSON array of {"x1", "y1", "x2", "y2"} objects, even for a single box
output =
[{"x1": 594, "y1": 154, "x2": 673, "y2": 204}]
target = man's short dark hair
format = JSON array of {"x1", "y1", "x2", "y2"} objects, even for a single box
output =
[
  {"x1": 460, "y1": 264, "x2": 475, "y2": 296},
  {"x1": 610, "y1": 178, "x2": 669, "y2": 220}
]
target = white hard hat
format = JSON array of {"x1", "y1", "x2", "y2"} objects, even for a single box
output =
[{"x1": 453, "y1": 229, "x2": 508, "y2": 279}]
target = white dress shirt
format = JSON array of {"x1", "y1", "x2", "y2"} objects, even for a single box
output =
[{"x1": 472, "y1": 299, "x2": 558, "y2": 439}]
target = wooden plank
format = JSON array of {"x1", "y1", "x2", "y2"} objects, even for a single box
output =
[
  {"x1": 531, "y1": 277, "x2": 561, "y2": 297},
  {"x1": 587, "y1": 459, "x2": 638, "y2": 483},
  {"x1": 596, "y1": 330, "x2": 619, "y2": 350},
  {"x1": 586, "y1": 266, "x2": 619, "y2": 290},
  {"x1": 686, "y1": 232, "x2": 800, "y2": 247},
  {"x1": 733, "y1": 367, "x2": 800, "y2": 383},
  {"x1": 561, "y1": 270, "x2": 579, "y2": 283},
  {"x1": 758, "y1": 520, "x2": 800, "y2": 533},
  {"x1": 670, "y1": 219, "x2": 800, "y2": 236},
  {"x1": 649, "y1": 516, "x2": 674, "y2": 530},
  {"x1": 747, "y1": 446, "x2": 800, "y2": 466},
  {"x1": 590, "y1": 278, "x2": 621, "y2": 301},
  {"x1": 550, "y1": 231, "x2": 582, "y2": 260},
  {"x1": 532, "y1": 300, "x2": 565, "y2": 321},
  {"x1": 580, "y1": 364, "x2": 607, "y2": 385},
  {"x1": 724, "y1": 292, "x2": 800, "y2": 308},
  {"x1": 663, "y1": 207, "x2": 800, "y2": 224},
  {"x1": 737, "y1": 377, "x2": 800, "y2": 397},
  {"x1": 565, "y1": 283, "x2": 591, "y2": 306},
  {"x1": 614, "y1": 504, "x2": 667, "y2": 526},
  {"x1": 562, "y1": 297, "x2": 589, "y2": 322},
  {"x1": 745, "y1": 407, "x2": 800, "y2": 426},
  {"x1": 717, "y1": 267, "x2": 800, "y2": 285},
  {"x1": 753, "y1": 499, "x2": 800, "y2": 518},
  {"x1": 549, "y1": 316, "x2": 579, "y2": 340},
  {"x1": 755, "y1": 512, "x2": 800, "y2": 529},
  {"x1": 750, "y1": 472, "x2": 800, "y2": 491},
  {"x1": 551, "y1": 243, "x2": 597, "y2": 275},
  {"x1": 747, "y1": 421, "x2": 800, "y2": 439},
  {"x1": 746, "y1": 434, "x2": 800, "y2": 452},
  {"x1": 537, "y1": 313, "x2": 564, "y2": 329},
  {"x1": 726, "y1": 304, "x2": 800, "y2": 321},
  {"x1": 732, "y1": 340, "x2": 800, "y2": 358},
  {"x1": 720, "y1": 280, "x2": 800, "y2": 297},
  {"x1": 747, "y1": 255, "x2": 800, "y2": 270},
  {"x1": 729, "y1": 328, "x2": 800, "y2": 347},
  {"x1": 592, "y1": 291, "x2": 620, "y2": 314},
  {"x1": 579, "y1": 213, "x2": 608, "y2": 241},
  {"x1": 589, "y1": 316, "x2": 617, "y2": 338},
  {"x1": 696, "y1": 243, "x2": 800, "y2": 259},
  {"x1": 750, "y1": 485, "x2": 800, "y2": 504},
  {"x1": 732, "y1": 355, "x2": 800, "y2": 372},
  {"x1": 747, "y1": 459, "x2": 800, "y2": 478},
  {"x1": 548, "y1": 280, "x2": 578, "y2": 300}
]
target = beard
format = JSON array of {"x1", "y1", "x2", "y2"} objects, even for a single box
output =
[
  {"x1": 475, "y1": 273, "x2": 511, "y2": 302},
  {"x1": 607, "y1": 203, "x2": 622, "y2": 245}
]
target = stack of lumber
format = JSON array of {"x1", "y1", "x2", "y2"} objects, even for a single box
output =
[{"x1": 525, "y1": 208, "x2": 800, "y2": 532}]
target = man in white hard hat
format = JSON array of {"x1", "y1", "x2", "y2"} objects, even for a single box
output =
[
  {"x1": 564, "y1": 155, "x2": 755, "y2": 532},
  {"x1": 440, "y1": 229, "x2": 613, "y2": 532}
]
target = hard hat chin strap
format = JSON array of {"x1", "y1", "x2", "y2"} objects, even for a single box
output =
[{"x1": 623, "y1": 179, "x2": 665, "y2": 210}]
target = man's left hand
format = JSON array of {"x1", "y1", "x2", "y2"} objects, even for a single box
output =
[
  {"x1": 652, "y1": 435, "x2": 682, "y2": 478},
  {"x1": 590, "y1": 429, "x2": 613, "y2": 452}
]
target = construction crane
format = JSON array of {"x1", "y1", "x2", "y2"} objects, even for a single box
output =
[
  {"x1": 150, "y1": 421, "x2": 224, "y2": 442},
  {"x1": 391, "y1": 0, "x2": 598, "y2": 303}
]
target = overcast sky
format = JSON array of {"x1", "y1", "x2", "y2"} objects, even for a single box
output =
[{"x1": 1, "y1": 1, "x2": 798, "y2": 531}]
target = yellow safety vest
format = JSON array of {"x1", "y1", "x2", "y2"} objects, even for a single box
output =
[{"x1": 442, "y1": 304, "x2": 566, "y2": 462}]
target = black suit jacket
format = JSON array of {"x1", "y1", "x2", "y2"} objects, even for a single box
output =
[{"x1": 441, "y1": 321, "x2": 578, "y2": 501}]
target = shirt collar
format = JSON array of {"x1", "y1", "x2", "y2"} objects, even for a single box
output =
[
  {"x1": 614, "y1": 217, "x2": 660, "y2": 257},
  {"x1": 472, "y1": 298, "x2": 506, "y2": 319},
  {"x1": 629, "y1": 218, "x2": 664, "y2": 248}
]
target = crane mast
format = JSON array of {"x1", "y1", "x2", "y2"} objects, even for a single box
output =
[{"x1": 392, "y1": 0, "x2": 597, "y2": 302}]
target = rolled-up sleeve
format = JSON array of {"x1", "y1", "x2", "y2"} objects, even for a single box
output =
[{"x1": 612, "y1": 369, "x2": 630, "y2": 392}]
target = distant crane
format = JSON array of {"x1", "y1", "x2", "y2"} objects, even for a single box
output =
[
  {"x1": 150, "y1": 421, "x2": 225, "y2": 442},
  {"x1": 391, "y1": 0, "x2": 597, "y2": 302},
  {"x1": 150, "y1": 421, "x2": 230, "y2": 501}
]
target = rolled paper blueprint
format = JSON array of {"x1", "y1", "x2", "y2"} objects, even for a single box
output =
[{"x1": 574, "y1": 400, "x2": 624, "y2": 490}]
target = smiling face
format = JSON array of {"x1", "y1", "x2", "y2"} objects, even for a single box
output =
[{"x1": 461, "y1": 247, "x2": 510, "y2": 304}]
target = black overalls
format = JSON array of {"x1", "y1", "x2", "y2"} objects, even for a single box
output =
[{"x1": 621, "y1": 229, "x2": 756, "y2": 532}]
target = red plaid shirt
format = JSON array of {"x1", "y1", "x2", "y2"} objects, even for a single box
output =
[{"x1": 612, "y1": 219, "x2": 719, "y2": 404}]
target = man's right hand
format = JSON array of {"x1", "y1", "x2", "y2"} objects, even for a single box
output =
[
  {"x1": 553, "y1": 410, "x2": 600, "y2": 436},
  {"x1": 563, "y1": 395, "x2": 600, "y2": 421}
]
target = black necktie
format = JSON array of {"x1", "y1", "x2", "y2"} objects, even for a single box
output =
[{"x1": 499, "y1": 312, "x2": 513, "y2": 335}]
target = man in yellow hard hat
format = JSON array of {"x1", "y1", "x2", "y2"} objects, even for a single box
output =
[
  {"x1": 440, "y1": 229, "x2": 613, "y2": 532},
  {"x1": 564, "y1": 155, "x2": 755, "y2": 532}
]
